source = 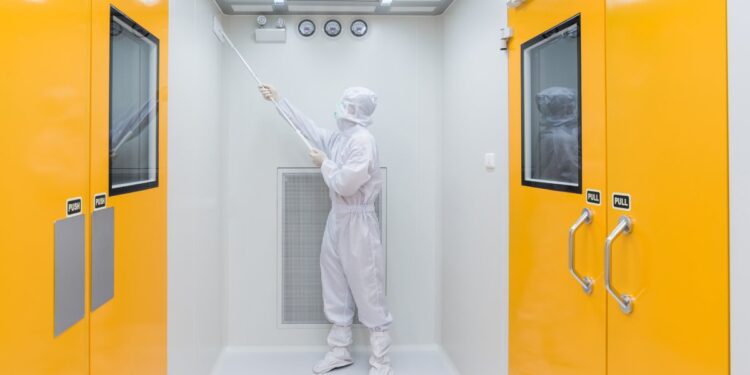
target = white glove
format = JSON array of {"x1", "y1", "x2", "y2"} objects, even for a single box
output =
[
  {"x1": 259, "y1": 84, "x2": 279, "y2": 101},
  {"x1": 309, "y1": 148, "x2": 327, "y2": 167}
]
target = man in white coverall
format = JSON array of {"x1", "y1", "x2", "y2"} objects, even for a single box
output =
[{"x1": 259, "y1": 84, "x2": 394, "y2": 375}]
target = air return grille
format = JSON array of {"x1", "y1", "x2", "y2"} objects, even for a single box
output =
[{"x1": 278, "y1": 168, "x2": 386, "y2": 325}]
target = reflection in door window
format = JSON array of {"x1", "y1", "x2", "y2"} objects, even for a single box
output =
[
  {"x1": 522, "y1": 16, "x2": 581, "y2": 193},
  {"x1": 109, "y1": 7, "x2": 159, "y2": 195}
]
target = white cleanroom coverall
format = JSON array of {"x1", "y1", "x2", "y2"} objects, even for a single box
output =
[{"x1": 274, "y1": 87, "x2": 394, "y2": 375}]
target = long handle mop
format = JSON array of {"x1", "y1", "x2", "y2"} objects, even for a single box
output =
[{"x1": 213, "y1": 17, "x2": 313, "y2": 151}]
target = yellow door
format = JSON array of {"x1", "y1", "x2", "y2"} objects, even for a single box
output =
[
  {"x1": 508, "y1": 1, "x2": 607, "y2": 374},
  {"x1": 0, "y1": 1, "x2": 92, "y2": 373},
  {"x1": 605, "y1": 0, "x2": 729, "y2": 373},
  {"x1": 90, "y1": 1, "x2": 168, "y2": 373}
]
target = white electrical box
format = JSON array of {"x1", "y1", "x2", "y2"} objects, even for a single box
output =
[{"x1": 255, "y1": 28, "x2": 286, "y2": 43}]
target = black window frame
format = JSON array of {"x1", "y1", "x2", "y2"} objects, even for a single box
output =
[
  {"x1": 520, "y1": 14, "x2": 583, "y2": 194},
  {"x1": 109, "y1": 6, "x2": 160, "y2": 197}
]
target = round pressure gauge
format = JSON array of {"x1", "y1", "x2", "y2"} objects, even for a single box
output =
[
  {"x1": 350, "y1": 19, "x2": 368, "y2": 37},
  {"x1": 298, "y1": 19, "x2": 316, "y2": 37},
  {"x1": 257, "y1": 15, "x2": 268, "y2": 27},
  {"x1": 324, "y1": 20, "x2": 342, "y2": 37}
]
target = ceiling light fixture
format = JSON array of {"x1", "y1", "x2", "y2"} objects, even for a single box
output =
[
  {"x1": 389, "y1": 6, "x2": 436, "y2": 12},
  {"x1": 381, "y1": 0, "x2": 393, "y2": 6},
  {"x1": 274, "y1": 0, "x2": 285, "y2": 4},
  {"x1": 288, "y1": 5, "x2": 377, "y2": 12}
]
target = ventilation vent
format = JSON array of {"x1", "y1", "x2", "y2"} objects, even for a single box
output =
[{"x1": 278, "y1": 168, "x2": 386, "y2": 325}]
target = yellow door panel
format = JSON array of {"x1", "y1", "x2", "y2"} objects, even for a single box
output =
[
  {"x1": 0, "y1": 1, "x2": 91, "y2": 373},
  {"x1": 90, "y1": 1, "x2": 168, "y2": 374},
  {"x1": 605, "y1": 0, "x2": 729, "y2": 373},
  {"x1": 509, "y1": 1, "x2": 607, "y2": 374}
]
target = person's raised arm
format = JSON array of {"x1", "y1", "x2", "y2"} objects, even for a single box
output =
[{"x1": 259, "y1": 84, "x2": 333, "y2": 152}]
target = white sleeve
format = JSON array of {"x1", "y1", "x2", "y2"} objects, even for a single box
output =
[
  {"x1": 320, "y1": 140, "x2": 373, "y2": 197},
  {"x1": 276, "y1": 98, "x2": 334, "y2": 152}
]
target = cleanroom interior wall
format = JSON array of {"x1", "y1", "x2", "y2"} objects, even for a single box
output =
[
  {"x1": 441, "y1": 0, "x2": 508, "y2": 374},
  {"x1": 222, "y1": 15, "x2": 443, "y2": 346},
  {"x1": 168, "y1": 0, "x2": 227, "y2": 374},
  {"x1": 729, "y1": 0, "x2": 750, "y2": 373}
]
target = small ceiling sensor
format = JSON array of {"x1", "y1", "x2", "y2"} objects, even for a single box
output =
[
  {"x1": 257, "y1": 15, "x2": 268, "y2": 27},
  {"x1": 351, "y1": 19, "x2": 368, "y2": 37},
  {"x1": 298, "y1": 19, "x2": 315, "y2": 37},
  {"x1": 324, "y1": 20, "x2": 342, "y2": 37}
]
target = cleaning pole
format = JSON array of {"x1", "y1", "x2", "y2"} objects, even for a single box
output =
[{"x1": 213, "y1": 17, "x2": 314, "y2": 151}]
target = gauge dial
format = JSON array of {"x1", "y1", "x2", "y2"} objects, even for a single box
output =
[
  {"x1": 298, "y1": 19, "x2": 315, "y2": 37},
  {"x1": 324, "y1": 20, "x2": 342, "y2": 37},
  {"x1": 351, "y1": 19, "x2": 368, "y2": 37}
]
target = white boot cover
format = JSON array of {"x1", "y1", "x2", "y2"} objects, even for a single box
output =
[
  {"x1": 368, "y1": 331, "x2": 394, "y2": 375},
  {"x1": 313, "y1": 325, "x2": 354, "y2": 374}
]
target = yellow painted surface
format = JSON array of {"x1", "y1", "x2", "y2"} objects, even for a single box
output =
[
  {"x1": 605, "y1": 0, "x2": 729, "y2": 373},
  {"x1": 0, "y1": 1, "x2": 92, "y2": 373},
  {"x1": 508, "y1": 1, "x2": 607, "y2": 374},
  {"x1": 89, "y1": 0, "x2": 168, "y2": 374}
]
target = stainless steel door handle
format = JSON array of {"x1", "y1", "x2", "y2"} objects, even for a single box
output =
[
  {"x1": 605, "y1": 216, "x2": 634, "y2": 314},
  {"x1": 569, "y1": 208, "x2": 594, "y2": 294}
]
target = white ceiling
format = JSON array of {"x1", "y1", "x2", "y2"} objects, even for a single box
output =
[{"x1": 214, "y1": 0, "x2": 455, "y2": 16}]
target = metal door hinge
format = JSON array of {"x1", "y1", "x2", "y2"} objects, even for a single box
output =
[{"x1": 507, "y1": 0, "x2": 525, "y2": 8}]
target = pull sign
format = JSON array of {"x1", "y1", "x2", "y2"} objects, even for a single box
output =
[
  {"x1": 94, "y1": 193, "x2": 107, "y2": 211},
  {"x1": 586, "y1": 189, "x2": 602, "y2": 206},
  {"x1": 66, "y1": 198, "x2": 83, "y2": 217},
  {"x1": 612, "y1": 193, "x2": 631, "y2": 211}
]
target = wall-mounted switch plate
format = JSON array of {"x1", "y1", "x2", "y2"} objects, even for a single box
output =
[{"x1": 485, "y1": 153, "x2": 496, "y2": 171}]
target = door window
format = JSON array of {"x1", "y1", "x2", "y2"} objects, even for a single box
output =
[
  {"x1": 521, "y1": 16, "x2": 582, "y2": 193},
  {"x1": 109, "y1": 7, "x2": 159, "y2": 195}
]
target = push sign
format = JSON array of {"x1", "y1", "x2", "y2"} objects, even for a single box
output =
[
  {"x1": 66, "y1": 198, "x2": 83, "y2": 217},
  {"x1": 612, "y1": 193, "x2": 631, "y2": 211},
  {"x1": 94, "y1": 193, "x2": 107, "y2": 211}
]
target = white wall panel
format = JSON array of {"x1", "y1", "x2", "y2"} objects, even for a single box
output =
[
  {"x1": 168, "y1": 1, "x2": 227, "y2": 374},
  {"x1": 729, "y1": 0, "x2": 750, "y2": 373},
  {"x1": 441, "y1": 0, "x2": 508, "y2": 374}
]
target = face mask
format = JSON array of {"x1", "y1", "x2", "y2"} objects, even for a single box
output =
[
  {"x1": 335, "y1": 102, "x2": 350, "y2": 119},
  {"x1": 334, "y1": 104, "x2": 356, "y2": 131}
]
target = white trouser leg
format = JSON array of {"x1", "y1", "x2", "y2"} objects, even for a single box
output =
[
  {"x1": 337, "y1": 212, "x2": 393, "y2": 330},
  {"x1": 320, "y1": 217, "x2": 356, "y2": 326}
]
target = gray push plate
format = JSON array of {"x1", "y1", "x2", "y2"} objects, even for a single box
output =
[
  {"x1": 91, "y1": 207, "x2": 115, "y2": 312},
  {"x1": 54, "y1": 215, "x2": 85, "y2": 336}
]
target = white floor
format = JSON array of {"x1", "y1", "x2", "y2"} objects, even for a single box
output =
[{"x1": 213, "y1": 346, "x2": 459, "y2": 375}]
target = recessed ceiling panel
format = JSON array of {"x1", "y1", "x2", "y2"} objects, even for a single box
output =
[
  {"x1": 287, "y1": 4, "x2": 378, "y2": 13},
  {"x1": 389, "y1": 6, "x2": 436, "y2": 13},
  {"x1": 232, "y1": 4, "x2": 275, "y2": 12},
  {"x1": 215, "y1": 0, "x2": 454, "y2": 15}
]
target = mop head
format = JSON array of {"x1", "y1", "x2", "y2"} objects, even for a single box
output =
[{"x1": 213, "y1": 16, "x2": 227, "y2": 44}]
